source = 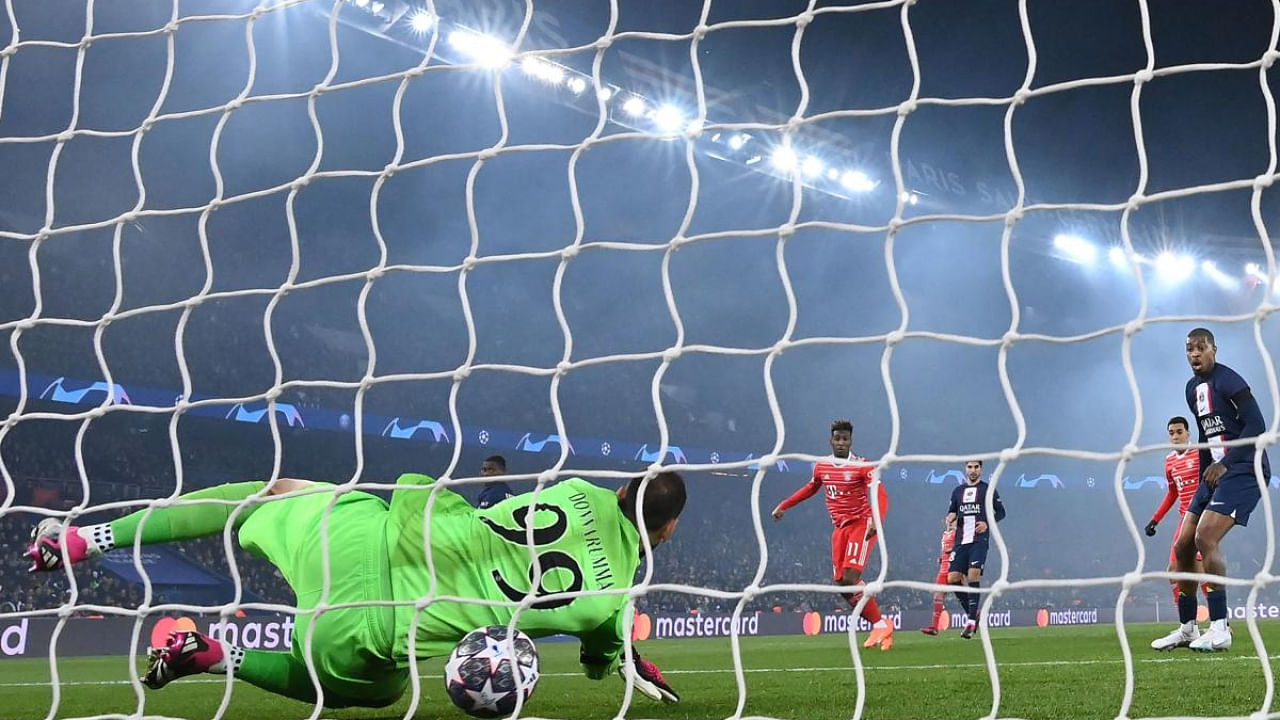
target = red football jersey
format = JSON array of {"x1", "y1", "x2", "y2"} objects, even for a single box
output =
[
  {"x1": 778, "y1": 454, "x2": 886, "y2": 526},
  {"x1": 1151, "y1": 448, "x2": 1200, "y2": 524},
  {"x1": 1165, "y1": 449, "x2": 1200, "y2": 514},
  {"x1": 939, "y1": 526, "x2": 956, "y2": 562}
]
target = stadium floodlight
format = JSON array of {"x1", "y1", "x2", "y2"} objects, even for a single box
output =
[
  {"x1": 684, "y1": 118, "x2": 704, "y2": 135},
  {"x1": 840, "y1": 170, "x2": 876, "y2": 193},
  {"x1": 370, "y1": 1, "x2": 384, "y2": 13},
  {"x1": 1053, "y1": 234, "x2": 1097, "y2": 265},
  {"x1": 771, "y1": 145, "x2": 798, "y2": 172},
  {"x1": 826, "y1": 168, "x2": 839, "y2": 181},
  {"x1": 728, "y1": 133, "x2": 750, "y2": 150},
  {"x1": 653, "y1": 104, "x2": 685, "y2": 132},
  {"x1": 1245, "y1": 262, "x2": 1266, "y2": 280},
  {"x1": 621, "y1": 95, "x2": 646, "y2": 117},
  {"x1": 899, "y1": 190, "x2": 920, "y2": 205},
  {"x1": 1108, "y1": 246, "x2": 1127, "y2": 267},
  {"x1": 566, "y1": 76, "x2": 587, "y2": 94},
  {"x1": 598, "y1": 86, "x2": 614, "y2": 102},
  {"x1": 1201, "y1": 260, "x2": 1240, "y2": 290},
  {"x1": 521, "y1": 56, "x2": 564, "y2": 85},
  {"x1": 355, "y1": 0, "x2": 369, "y2": 7},
  {"x1": 801, "y1": 155, "x2": 823, "y2": 178},
  {"x1": 1156, "y1": 251, "x2": 1195, "y2": 282},
  {"x1": 448, "y1": 30, "x2": 512, "y2": 68},
  {"x1": 407, "y1": 9, "x2": 436, "y2": 33}
]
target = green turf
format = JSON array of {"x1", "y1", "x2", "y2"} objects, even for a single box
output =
[{"x1": 3, "y1": 622, "x2": 1279, "y2": 719}]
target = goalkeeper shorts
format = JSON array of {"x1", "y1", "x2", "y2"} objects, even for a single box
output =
[{"x1": 238, "y1": 486, "x2": 407, "y2": 706}]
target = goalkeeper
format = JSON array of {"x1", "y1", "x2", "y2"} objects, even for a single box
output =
[{"x1": 24, "y1": 471, "x2": 685, "y2": 708}]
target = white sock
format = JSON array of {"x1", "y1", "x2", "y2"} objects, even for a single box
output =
[
  {"x1": 78, "y1": 523, "x2": 114, "y2": 557},
  {"x1": 210, "y1": 642, "x2": 243, "y2": 675},
  {"x1": 1181, "y1": 620, "x2": 1197, "y2": 633},
  {"x1": 1210, "y1": 618, "x2": 1229, "y2": 632}
]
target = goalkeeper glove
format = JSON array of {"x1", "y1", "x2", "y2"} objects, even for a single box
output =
[
  {"x1": 1144, "y1": 520, "x2": 1158, "y2": 537},
  {"x1": 619, "y1": 651, "x2": 679, "y2": 704}
]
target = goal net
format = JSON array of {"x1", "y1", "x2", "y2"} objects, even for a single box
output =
[{"x1": 1, "y1": 0, "x2": 1279, "y2": 719}]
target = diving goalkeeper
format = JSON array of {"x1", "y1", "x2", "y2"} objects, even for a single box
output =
[{"x1": 24, "y1": 471, "x2": 685, "y2": 708}]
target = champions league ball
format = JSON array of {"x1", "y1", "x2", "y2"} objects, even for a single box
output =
[{"x1": 444, "y1": 626, "x2": 540, "y2": 718}]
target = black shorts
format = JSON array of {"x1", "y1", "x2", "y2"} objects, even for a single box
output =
[
  {"x1": 1189, "y1": 469, "x2": 1264, "y2": 527},
  {"x1": 949, "y1": 540, "x2": 990, "y2": 574}
]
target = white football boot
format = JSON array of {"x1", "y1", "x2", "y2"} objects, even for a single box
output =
[
  {"x1": 1150, "y1": 623, "x2": 1199, "y2": 651},
  {"x1": 1188, "y1": 620, "x2": 1231, "y2": 652}
]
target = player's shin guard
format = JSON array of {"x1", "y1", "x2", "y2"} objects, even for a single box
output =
[
  {"x1": 1177, "y1": 590, "x2": 1198, "y2": 625},
  {"x1": 1206, "y1": 586, "x2": 1228, "y2": 622},
  {"x1": 110, "y1": 481, "x2": 268, "y2": 547},
  {"x1": 966, "y1": 582, "x2": 982, "y2": 621}
]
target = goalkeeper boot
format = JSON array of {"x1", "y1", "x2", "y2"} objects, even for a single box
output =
[
  {"x1": 960, "y1": 620, "x2": 977, "y2": 639},
  {"x1": 920, "y1": 626, "x2": 939, "y2": 636},
  {"x1": 24, "y1": 518, "x2": 94, "y2": 572},
  {"x1": 144, "y1": 631, "x2": 227, "y2": 689},
  {"x1": 1188, "y1": 620, "x2": 1231, "y2": 653},
  {"x1": 620, "y1": 655, "x2": 679, "y2": 704},
  {"x1": 1150, "y1": 623, "x2": 1199, "y2": 651}
]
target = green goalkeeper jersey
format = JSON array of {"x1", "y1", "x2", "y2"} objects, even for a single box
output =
[{"x1": 385, "y1": 474, "x2": 641, "y2": 670}]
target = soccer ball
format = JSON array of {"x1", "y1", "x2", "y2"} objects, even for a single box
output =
[{"x1": 444, "y1": 626, "x2": 540, "y2": 718}]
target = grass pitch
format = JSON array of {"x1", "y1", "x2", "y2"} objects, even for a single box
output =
[{"x1": 4, "y1": 622, "x2": 1279, "y2": 719}]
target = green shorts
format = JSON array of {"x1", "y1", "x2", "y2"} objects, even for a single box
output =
[{"x1": 238, "y1": 486, "x2": 407, "y2": 706}]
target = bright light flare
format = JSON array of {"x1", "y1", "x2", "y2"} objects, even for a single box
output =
[
  {"x1": 448, "y1": 31, "x2": 512, "y2": 68},
  {"x1": 1053, "y1": 234, "x2": 1097, "y2": 264},
  {"x1": 1155, "y1": 251, "x2": 1195, "y2": 282}
]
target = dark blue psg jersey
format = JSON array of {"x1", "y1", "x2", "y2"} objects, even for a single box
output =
[{"x1": 1185, "y1": 362, "x2": 1270, "y2": 476}]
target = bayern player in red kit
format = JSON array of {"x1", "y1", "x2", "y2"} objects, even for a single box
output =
[
  {"x1": 921, "y1": 518, "x2": 956, "y2": 635},
  {"x1": 1147, "y1": 415, "x2": 1211, "y2": 650},
  {"x1": 772, "y1": 420, "x2": 894, "y2": 650}
]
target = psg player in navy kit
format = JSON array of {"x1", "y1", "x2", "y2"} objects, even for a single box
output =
[
  {"x1": 945, "y1": 460, "x2": 1006, "y2": 639},
  {"x1": 1164, "y1": 328, "x2": 1272, "y2": 652}
]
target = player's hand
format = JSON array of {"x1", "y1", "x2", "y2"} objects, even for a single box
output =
[
  {"x1": 620, "y1": 653, "x2": 679, "y2": 703},
  {"x1": 1203, "y1": 462, "x2": 1228, "y2": 489},
  {"x1": 975, "y1": 521, "x2": 988, "y2": 535},
  {"x1": 771, "y1": 505, "x2": 785, "y2": 521},
  {"x1": 866, "y1": 525, "x2": 878, "y2": 539},
  {"x1": 1144, "y1": 520, "x2": 1158, "y2": 537}
]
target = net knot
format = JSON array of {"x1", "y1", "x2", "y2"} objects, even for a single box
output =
[
  {"x1": 1012, "y1": 88, "x2": 1031, "y2": 106},
  {"x1": 1253, "y1": 173, "x2": 1276, "y2": 190},
  {"x1": 537, "y1": 470, "x2": 558, "y2": 485},
  {"x1": 1123, "y1": 319, "x2": 1142, "y2": 337},
  {"x1": 1120, "y1": 443, "x2": 1138, "y2": 461},
  {"x1": 1004, "y1": 207, "x2": 1024, "y2": 225},
  {"x1": 1121, "y1": 571, "x2": 1143, "y2": 588},
  {"x1": 693, "y1": 24, "x2": 709, "y2": 41},
  {"x1": 998, "y1": 448, "x2": 1019, "y2": 464},
  {"x1": 381, "y1": 163, "x2": 398, "y2": 178},
  {"x1": 0, "y1": 45, "x2": 16, "y2": 59},
  {"x1": 292, "y1": 176, "x2": 311, "y2": 190},
  {"x1": 555, "y1": 360, "x2": 572, "y2": 376},
  {"x1": 885, "y1": 329, "x2": 905, "y2": 346},
  {"x1": 1265, "y1": 50, "x2": 1280, "y2": 68},
  {"x1": 897, "y1": 99, "x2": 917, "y2": 116},
  {"x1": 226, "y1": 98, "x2": 244, "y2": 112},
  {"x1": 462, "y1": 255, "x2": 477, "y2": 271},
  {"x1": 795, "y1": 11, "x2": 815, "y2": 28},
  {"x1": 777, "y1": 224, "x2": 796, "y2": 239},
  {"x1": 478, "y1": 147, "x2": 499, "y2": 161},
  {"x1": 561, "y1": 245, "x2": 580, "y2": 260},
  {"x1": 594, "y1": 36, "x2": 613, "y2": 50},
  {"x1": 163, "y1": 21, "x2": 179, "y2": 35},
  {"x1": 453, "y1": 366, "x2": 472, "y2": 381},
  {"x1": 755, "y1": 453, "x2": 779, "y2": 469},
  {"x1": 264, "y1": 386, "x2": 284, "y2": 401},
  {"x1": 1134, "y1": 68, "x2": 1155, "y2": 84},
  {"x1": 662, "y1": 347, "x2": 683, "y2": 362},
  {"x1": 56, "y1": 130, "x2": 76, "y2": 144}
]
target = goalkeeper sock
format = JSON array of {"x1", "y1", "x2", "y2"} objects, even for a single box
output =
[
  {"x1": 931, "y1": 598, "x2": 944, "y2": 628},
  {"x1": 110, "y1": 482, "x2": 268, "y2": 548},
  {"x1": 235, "y1": 649, "x2": 324, "y2": 704},
  {"x1": 966, "y1": 582, "x2": 982, "y2": 621},
  {"x1": 1206, "y1": 586, "x2": 1227, "y2": 622},
  {"x1": 1176, "y1": 590, "x2": 1198, "y2": 625}
]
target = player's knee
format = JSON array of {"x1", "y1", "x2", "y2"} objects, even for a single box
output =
[
  {"x1": 266, "y1": 478, "x2": 314, "y2": 496},
  {"x1": 1192, "y1": 530, "x2": 1219, "y2": 555},
  {"x1": 947, "y1": 572, "x2": 963, "y2": 585}
]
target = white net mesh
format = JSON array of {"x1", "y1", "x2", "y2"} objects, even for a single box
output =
[{"x1": 2, "y1": 1, "x2": 1280, "y2": 719}]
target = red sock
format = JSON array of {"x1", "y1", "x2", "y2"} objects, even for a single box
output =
[
  {"x1": 844, "y1": 582, "x2": 883, "y2": 624},
  {"x1": 1171, "y1": 582, "x2": 1180, "y2": 606},
  {"x1": 931, "y1": 599, "x2": 944, "y2": 628},
  {"x1": 1201, "y1": 582, "x2": 1213, "y2": 602}
]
